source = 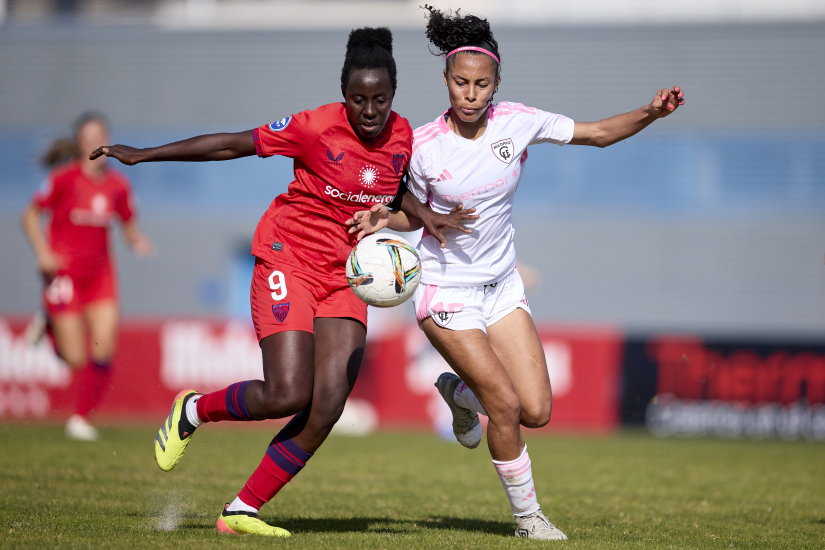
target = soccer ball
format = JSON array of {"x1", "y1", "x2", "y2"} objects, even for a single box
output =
[{"x1": 346, "y1": 233, "x2": 421, "y2": 307}]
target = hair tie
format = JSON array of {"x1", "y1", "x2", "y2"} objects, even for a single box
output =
[{"x1": 446, "y1": 46, "x2": 499, "y2": 65}]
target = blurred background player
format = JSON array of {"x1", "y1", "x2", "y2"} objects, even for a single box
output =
[
  {"x1": 349, "y1": 6, "x2": 685, "y2": 540},
  {"x1": 20, "y1": 112, "x2": 153, "y2": 441},
  {"x1": 92, "y1": 27, "x2": 469, "y2": 537}
]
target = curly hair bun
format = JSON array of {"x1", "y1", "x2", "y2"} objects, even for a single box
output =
[
  {"x1": 346, "y1": 27, "x2": 393, "y2": 55},
  {"x1": 423, "y1": 4, "x2": 498, "y2": 59}
]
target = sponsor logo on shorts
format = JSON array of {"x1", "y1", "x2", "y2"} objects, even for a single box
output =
[
  {"x1": 269, "y1": 116, "x2": 291, "y2": 132},
  {"x1": 271, "y1": 241, "x2": 284, "y2": 252},
  {"x1": 272, "y1": 303, "x2": 290, "y2": 323},
  {"x1": 324, "y1": 185, "x2": 395, "y2": 205},
  {"x1": 325, "y1": 149, "x2": 345, "y2": 166},
  {"x1": 491, "y1": 138, "x2": 514, "y2": 163}
]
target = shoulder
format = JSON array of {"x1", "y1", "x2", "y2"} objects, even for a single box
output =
[
  {"x1": 388, "y1": 111, "x2": 412, "y2": 140},
  {"x1": 412, "y1": 115, "x2": 450, "y2": 156},
  {"x1": 50, "y1": 161, "x2": 80, "y2": 184},
  {"x1": 488, "y1": 102, "x2": 539, "y2": 123}
]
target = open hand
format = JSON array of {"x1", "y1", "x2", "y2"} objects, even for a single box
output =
[
  {"x1": 347, "y1": 203, "x2": 390, "y2": 241},
  {"x1": 89, "y1": 144, "x2": 144, "y2": 166},
  {"x1": 421, "y1": 203, "x2": 479, "y2": 249},
  {"x1": 648, "y1": 86, "x2": 685, "y2": 119}
]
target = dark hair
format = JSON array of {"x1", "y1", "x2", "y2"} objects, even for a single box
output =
[
  {"x1": 340, "y1": 27, "x2": 397, "y2": 91},
  {"x1": 423, "y1": 5, "x2": 500, "y2": 74},
  {"x1": 40, "y1": 111, "x2": 109, "y2": 168}
]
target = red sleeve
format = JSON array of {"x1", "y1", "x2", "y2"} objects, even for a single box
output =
[
  {"x1": 252, "y1": 108, "x2": 325, "y2": 159},
  {"x1": 32, "y1": 173, "x2": 59, "y2": 210},
  {"x1": 114, "y1": 176, "x2": 135, "y2": 222}
]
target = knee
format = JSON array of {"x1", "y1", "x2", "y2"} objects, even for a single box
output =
[
  {"x1": 520, "y1": 399, "x2": 552, "y2": 429},
  {"x1": 487, "y1": 389, "x2": 522, "y2": 427},
  {"x1": 61, "y1": 350, "x2": 87, "y2": 370},
  {"x1": 259, "y1": 381, "x2": 312, "y2": 419}
]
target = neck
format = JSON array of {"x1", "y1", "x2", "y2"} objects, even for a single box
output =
[{"x1": 447, "y1": 107, "x2": 489, "y2": 141}]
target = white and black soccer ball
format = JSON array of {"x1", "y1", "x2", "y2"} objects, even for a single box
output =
[{"x1": 346, "y1": 233, "x2": 421, "y2": 308}]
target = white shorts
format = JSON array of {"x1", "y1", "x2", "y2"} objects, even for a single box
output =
[{"x1": 413, "y1": 267, "x2": 531, "y2": 333}]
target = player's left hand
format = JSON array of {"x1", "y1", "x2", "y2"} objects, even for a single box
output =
[
  {"x1": 648, "y1": 86, "x2": 685, "y2": 119},
  {"x1": 347, "y1": 203, "x2": 389, "y2": 241}
]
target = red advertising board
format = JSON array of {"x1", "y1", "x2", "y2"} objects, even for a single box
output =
[{"x1": 0, "y1": 316, "x2": 624, "y2": 433}]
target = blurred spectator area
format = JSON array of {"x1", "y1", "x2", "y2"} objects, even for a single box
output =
[{"x1": 0, "y1": 10, "x2": 823, "y2": 336}]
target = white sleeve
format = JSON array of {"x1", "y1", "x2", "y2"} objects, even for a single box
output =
[
  {"x1": 529, "y1": 109, "x2": 575, "y2": 146},
  {"x1": 406, "y1": 151, "x2": 430, "y2": 204}
]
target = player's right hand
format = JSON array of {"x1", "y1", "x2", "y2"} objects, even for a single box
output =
[
  {"x1": 422, "y1": 204, "x2": 478, "y2": 249},
  {"x1": 89, "y1": 144, "x2": 144, "y2": 166},
  {"x1": 37, "y1": 249, "x2": 62, "y2": 280}
]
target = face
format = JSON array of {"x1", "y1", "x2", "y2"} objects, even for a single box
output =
[
  {"x1": 342, "y1": 68, "x2": 394, "y2": 140},
  {"x1": 444, "y1": 53, "x2": 500, "y2": 124},
  {"x1": 77, "y1": 119, "x2": 109, "y2": 164}
]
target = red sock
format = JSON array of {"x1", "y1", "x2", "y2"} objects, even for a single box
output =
[
  {"x1": 75, "y1": 361, "x2": 113, "y2": 417},
  {"x1": 196, "y1": 381, "x2": 255, "y2": 423},
  {"x1": 238, "y1": 434, "x2": 312, "y2": 509}
]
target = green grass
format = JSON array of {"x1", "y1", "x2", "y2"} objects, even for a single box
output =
[{"x1": 0, "y1": 425, "x2": 823, "y2": 549}]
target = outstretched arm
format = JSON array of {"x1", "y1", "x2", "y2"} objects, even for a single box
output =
[
  {"x1": 122, "y1": 219, "x2": 154, "y2": 257},
  {"x1": 89, "y1": 130, "x2": 257, "y2": 166},
  {"x1": 570, "y1": 86, "x2": 685, "y2": 148}
]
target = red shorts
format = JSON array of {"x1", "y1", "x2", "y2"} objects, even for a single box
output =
[
  {"x1": 250, "y1": 256, "x2": 367, "y2": 342},
  {"x1": 43, "y1": 261, "x2": 117, "y2": 316}
]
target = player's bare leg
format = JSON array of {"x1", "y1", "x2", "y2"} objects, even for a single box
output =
[
  {"x1": 84, "y1": 300, "x2": 119, "y2": 363},
  {"x1": 422, "y1": 320, "x2": 523, "y2": 461},
  {"x1": 278, "y1": 316, "x2": 366, "y2": 452},
  {"x1": 50, "y1": 312, "x2": 97, "y2": 441},
  {"x1": 219, "y1": 317, "x2": 365, "y2": 536},
  {"x1": 423, "y1": 317, "x2": 567, "y2": 540},
  {"x1": 486, "y1": 308, "x2": 552, "y2": 429}
]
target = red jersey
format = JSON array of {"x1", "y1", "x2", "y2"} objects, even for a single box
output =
[
  {"x1": 251, "y1": 102, "x2": 412, "y2": 277},
  {"x1": 33, "y1": 161, "x2": 135, "y2": 271}
]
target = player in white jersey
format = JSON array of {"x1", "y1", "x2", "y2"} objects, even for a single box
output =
[{"x1": 347, "y1": 6, "x2": 685, "y2": 541}]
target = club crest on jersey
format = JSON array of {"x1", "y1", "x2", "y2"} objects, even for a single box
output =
[
  {"x1": 269, "y1": 116, "x2": 291, "y2": 132},
  {"x1": 325, "y1": 149, "x2": 345, "y2": 166},
  {"x1": 491, "y1": 138, "x2": 515, "y2": 163},
  {"x1": 392, "y1": 153, "x2": 406, "y2": 176},
  {"x1": 359, "y1": 165, "x2": 379, "y2": 188},
  {"x1": 272, "y1": 303, "x2": 290, "y2": 323}
]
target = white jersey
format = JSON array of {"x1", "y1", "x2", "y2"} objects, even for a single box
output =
[{"x1": 408, "y1": 102, "x2": 574, "y2": 286}]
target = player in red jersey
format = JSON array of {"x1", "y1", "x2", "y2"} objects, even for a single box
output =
[
  {"x1": 91, "y1": 28, "x2": 474, "y2": 536},
  {"x1": 21, "y1": 112, "x2": 153, "y2": 441}
]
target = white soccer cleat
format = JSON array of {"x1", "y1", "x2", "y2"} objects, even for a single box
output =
[
  {"x1": 435, "y1": 372, "x2": 482, "y2": 449},
  {"x1": 65, "y1": 414, "x2": 100, "y2": 441},
  {"x1": 515, "y1": 510, "x2": 568, "y2": 540}
]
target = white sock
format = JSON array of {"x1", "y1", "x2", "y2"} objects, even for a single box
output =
[
  {"x1": 453, "y1": 381, "x2": 487, "y2": 416},
  {"x1": 185, "y1": 395, "x2": 203, "y2": 428},
  {"x1": 226, "y1": 496, "x2": 258, "y2": 514},
  {"x1": 492, "y1": 445, "x2": 541, "y2": 517}
]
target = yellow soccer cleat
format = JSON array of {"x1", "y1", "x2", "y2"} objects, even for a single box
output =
[
  {"x1": 216, "y1": 504, "x2": 291, "y2": 537},
  {"x1": 154, "y1": 389, "x2": 199, "y2": 472}
]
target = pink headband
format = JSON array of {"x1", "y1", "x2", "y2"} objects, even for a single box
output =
[{"x1": 446, "y1": 46, "x2": 499, "y2": 65}]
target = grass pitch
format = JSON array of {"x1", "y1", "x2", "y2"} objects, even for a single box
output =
[{"x1": 1, "y1": 425, "x2": 823, "y2": 549}]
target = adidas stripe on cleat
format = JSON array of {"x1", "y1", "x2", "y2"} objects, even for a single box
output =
[
  {"x1": 217, "y1": 504, "x2": 290, "y2": 537},
  {"x1": 154, "y1": 389, "x2": 199, "y2": 472}
]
